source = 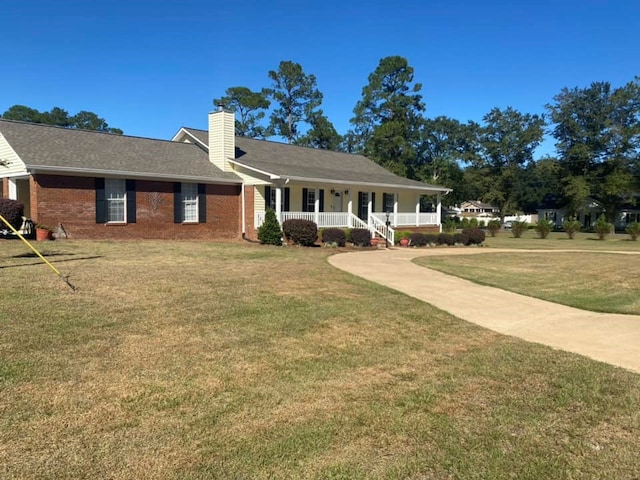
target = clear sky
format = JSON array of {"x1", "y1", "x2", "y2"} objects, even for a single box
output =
[{"x1": 2, "y1": 0, "x2": 638, "y2": 157}]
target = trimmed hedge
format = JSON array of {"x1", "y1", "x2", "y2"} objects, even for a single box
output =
[
  {"x1": 321, "y1": 228, "x2": 347, "y2": 247},
  {"x1": 283, "y1": 219, "x2": 318, "y2": 246},
  {"x1": 453, "y1": 232, "x2": 469, "y2": 245},
  {"x1": 0, "y1": 199, "x2": 24, "y2": 230},
  {"x1": 436, "y1": 233, "x2": 455, "y2": 246},
  {"x1": 409, "y1": 232, "x2": 429, "y2": 247},
  {"x1": 462, "y1": 227, "x2": 485, "y2": 245},
  {"x1": 350, "y1": 228, "x2": 371, "y2": 246}
]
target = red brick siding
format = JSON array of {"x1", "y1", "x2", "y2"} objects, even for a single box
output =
[
  {"x1": 243, "y1": 185, "x2": 258, "y2": 240},
  {"x1": 32, "y1": 174, "x2": 243, "y2": 240}
]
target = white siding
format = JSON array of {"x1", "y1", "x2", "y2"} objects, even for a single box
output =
[
  {"x1": 208, "y1": 111, "x2": 234, "y2": 172},
  {"x1": 0, "y1": 133, "x2": 27, "y2": 176}
]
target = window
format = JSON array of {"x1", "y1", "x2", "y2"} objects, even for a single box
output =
[
  {"x1": 181, "y1": 183, "x2": 198, "y2": 222},
  {"x1": 383, "y1": 193, "x2": 394, "y2": 213},
  {"x1": 264, "y1": 186, "x2": 290, "y2": 211},
  {"x1": 106, "y1": 178, "x2": 126, "y2": 222},
  {"x1": 174, "y1": 183, "x2": 206, "y2": 223},
  {"x1": 306, "y1": 189, "x2": 316, "y2": 212},
  {"x1": 302, "y1": 188, "x2": 324, "y2": 213},
  {"x1": 358, "y1": 192, "x2": 369, "y2": 220}
]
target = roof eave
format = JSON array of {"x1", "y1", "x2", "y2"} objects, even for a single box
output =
[{"x1": 25, "y1": 165, "x2": 242, "y2": 184}]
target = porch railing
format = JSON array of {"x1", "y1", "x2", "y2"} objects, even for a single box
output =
[
  {"x1": 371, "y1": 212, "x2": 438, "y2": 227},
  {"x1": 369, "y1": 215, "x2": 395, "y2": 246}
]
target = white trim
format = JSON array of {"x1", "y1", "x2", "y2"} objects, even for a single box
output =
[
  {"x1": 227, "y1": 159, "x2": 281, "y2": 179},
  {"x1": 25, "y1": 165, "x2": 242, "y2": 184},
  {"x1": 171, "y1": 128, "x2": 209, "y2": 150}
]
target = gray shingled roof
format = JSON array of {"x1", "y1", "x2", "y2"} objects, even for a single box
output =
[
  {"x1": 0, "y1": 120, "x2": 241, "y2": 183},
  {"x1": 182, "y1": 127, "x2": 449, "y2": 192}
]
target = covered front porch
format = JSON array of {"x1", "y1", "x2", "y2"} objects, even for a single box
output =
[{"x1": 254, "y1": 184, "x2": 445, "y2": 246}]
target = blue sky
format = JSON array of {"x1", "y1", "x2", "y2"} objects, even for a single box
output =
[{"x1": 2, "y1": 0, "x2": 638, "y2": 157}]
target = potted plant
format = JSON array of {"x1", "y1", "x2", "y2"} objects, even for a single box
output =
[{"x1": 35, "y1": 224, "x2": 53, "y2": 241}]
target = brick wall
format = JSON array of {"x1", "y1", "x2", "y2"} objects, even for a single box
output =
[
  {"x1": 243, "y1": 185, "x2": 258, "y2": 240},
  {"x1": 32, "y1": 174, "x2": 243, "y2": 240}
]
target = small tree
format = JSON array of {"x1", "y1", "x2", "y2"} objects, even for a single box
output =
[
  {"x1": 257, "y1": 209, "x2": 283, "y2": 245},
  {"x1": 562, "y1": 217, "x2": 581, "y2": 239},
  {"x1": 487, "y1": 219, "x2": 501, "y2": 237},
  {"x1": 593, "y1": 214, "x2": 612, "y2": 240},
  {"x1": 535, "y1": 219, "x2": 554, "y2": 239},
  {"x1": 511, "y1": 220, "x2": 528, "y2": 238},
  {"x1": 625, "y1": 222, "x2": 639, "y2": 241}
]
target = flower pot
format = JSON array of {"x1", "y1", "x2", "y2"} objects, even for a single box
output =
[
  {"x1": 399, "y1": 238, "x2": 409, "y2": 247},
  {"x1": 36, "y1": 228, "x2": 52, "y2": 241},
  {"x1": 370, "y1": 238, "x2": 379, "y2": 247}
]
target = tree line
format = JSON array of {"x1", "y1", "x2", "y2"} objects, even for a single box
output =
[
  {"x1": 1, "y1": 105, "x2": 123, "y2": 134},
  {"x1": 217, "y1": 57, "x2": 639, "y2": 220}
]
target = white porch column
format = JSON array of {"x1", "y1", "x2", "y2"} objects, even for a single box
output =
[
  {"x1": 367, "y1": 192, "x2": 373, "y2": 227},
  {"x1": 275, "y1": 186, "x2": 282, "y2": 223},
  {"x1": 347, "y1": 190, "x2": 353, "y2": 227},
  {"x1": 393, "y1": 194, "x2": 399, "y2": 227},
  {"x1": 415, "y1": 193, "x2": 421, "y2": 226},
  {"x1": 8, "y1": 178, "x2": 17, "y2": 199},
  {"x1": 436, "y1": 193, "x2": 442, "y2": 232},
  {"x1": 314, "y1": 188, "x2": 320, "y2": 225}
]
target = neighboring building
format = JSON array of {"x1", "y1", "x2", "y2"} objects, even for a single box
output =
[
  {"x1": 0, "y1": 110, "x2": 450, "y2": 243},
  {"x1": 538, "y1": 196, "x2": 640, "y2": 230},
  {"x1": 460, "y1": 200, "x2": 497, "y2": 218}
]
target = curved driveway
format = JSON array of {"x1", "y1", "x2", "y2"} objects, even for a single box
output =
[{"x1": 329, "y1": 248, "x2": 640, "y2": 373}]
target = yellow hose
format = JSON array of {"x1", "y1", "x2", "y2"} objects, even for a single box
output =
[{"x1": 0, "y1": 214, "x2": 76, "y2": 291}]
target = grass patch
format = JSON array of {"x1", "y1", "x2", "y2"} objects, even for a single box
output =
[
  {"x1": 484, "y1": 230, "x2": 640, "y2": 251},
  {"x1": 415, "y1": 251, "x2": 640, "y2": 314},
  {"x1": 1, "y1": 240, "x2": 640, "y2": 479}
]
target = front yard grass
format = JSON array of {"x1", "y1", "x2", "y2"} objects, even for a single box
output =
[
  {"x1": 483, "y1": 230, "x2": 640, "y2": 250},
  {"x1": 415, "y1": 251, "x2": 640, "y2": 315},
  {"x1": 1, "y1": 240, "x2": 640, "y2": 479}
]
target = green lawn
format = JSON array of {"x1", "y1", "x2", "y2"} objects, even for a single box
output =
[
  {"x1": 415, "y1": 250, "x2": 640, "y2": 314},
  {"x1": 483, "y1": 229, "x2": 640, "y2": 250},
  {"x1": 1, "y1": 240, "x2": 640, "y2": 479}
]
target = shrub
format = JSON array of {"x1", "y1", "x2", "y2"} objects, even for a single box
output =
[
  {"x1": 626, "y1": 222, "x2": 640, "y2": 241},
  {"x1": 535, "y1": 219, "x2": 554, "y2": 239},
  {"x1": 462, "y1": 227, "x2": 485, "y2": 245},
  {"x1": 0, "y1": 198, "x2": 25, "y2": 230},
  {"x1": 257, "y1": 209, "x2": 283, "y2": 245},
  {"x1": 423, "y1": 234, "x2": 438, "y2": 245},
  {"x1": 460, "y1": 218, "x2": 470, "y2": 229},
  {"x1": 453, "y1": 232, "x2": 469, "y2": 245},
  {"x1": 487, "y1": 219, "x2": 501, "y2": 237},
  {"x1": 594, "y1": 214, "x2": 612, "y2": 240},
  {"x1": 409, "y1": 232, "x2": 429, "y2": 247},
  {"x1": 349, "y1": 228, "x2": 371, "y2": 246},
  {"x1": 436, "y1": 233, "x2": 454, "y2": 246},
  {"x1": 442, "y1": 219, "x2": 456, "y2": 234},
  {"x1": 321, "y1": 228, "x2": 346, "y2": 247},
  {"x1": 394, "y1": 230, "x2": 413, "y2": 243},
  {"x1": 469, "y1": 218, "x2": 479, "y2": 228},
  {"x1": 563, "y1": 217, "x2": 581, "y2": 239},
  {"x1": 511, "y1": 220, "x2": 528, "y2": 238},
  {"x1": 282, "y1": 219, "x2": 318, "y2": 246}
]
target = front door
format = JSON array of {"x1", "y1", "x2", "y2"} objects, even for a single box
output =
[{"x1": 332, "y1": 191, "x2": 343, "y2": 212}]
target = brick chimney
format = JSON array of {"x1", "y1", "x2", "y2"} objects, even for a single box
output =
[{"x1": 208, "y1": 107, "x2": 235, "y2": 172}]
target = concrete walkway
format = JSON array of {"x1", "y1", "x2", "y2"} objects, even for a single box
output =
[{"x1": 329, "y1": 248, "x2": 640, "y2": 373}]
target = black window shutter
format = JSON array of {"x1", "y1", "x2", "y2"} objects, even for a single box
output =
[
  {"x1": 302, "y1": 188, "x2": 308, "y2": 212},
  {"x1": 264, "y1": 186, "x2": 272, "y2": 210},
  {"x1": 358, "y1": 192, "x2": 363, "y2": 219},
  {"x1": 198, "y1": 184, "x2": 206, "y2": 223},
  {"x1": 284, "y1": 187, "x2": 290, "y2": 211},
  {"x1": 95, "y1": 178, "x2": 106, "y2": 224},
  {"x1": 173, "y1": 182, "x2": 182, "y2": 223},
  {"x1": 126, "y1": 180, "x2": 136, "y2": 223},
  {"x1": 371, "y1": 192, "x2": 376, "y2": 213},
  {"x1": 319, "y1": 189, "x2": 324, "y2": 212}
]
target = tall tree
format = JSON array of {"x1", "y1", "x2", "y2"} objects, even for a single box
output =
[
  {"x1": 547, "y1": 79, "x2": 640, "y2": 219},
  {"x1": 213, "y1": 86, "x2": 270, "y2": 138},
  {"x1": 474, "y1": 107, "x2": 545, "y2": 218},
  {"x1": 348, "y1": 56, "x2": 425, "y2": 177},
  {"x1": 295, "y1": 110, "x2": 342, "y2": 150},
  {"x1": 266, "y1": 61, "x2": 323, "y2": 143},
  {"x1": 1, "y1": 105, "x2": 123, "y2": 134}
]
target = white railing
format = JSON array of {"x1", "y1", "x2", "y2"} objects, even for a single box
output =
[
  {"x1": 369, "y1": 215, "x2": 395, "y2": 246},
  {"x1": 256, "y1": 211, "x2": 439, "y2": 235},
  {"x1": 371, "y1": 212, "x2": 439, "y2": 227}
]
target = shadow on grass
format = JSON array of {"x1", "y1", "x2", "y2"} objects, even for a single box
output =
[{"x1": 0, "y1": 255, "x2": 102, "y2": 269}]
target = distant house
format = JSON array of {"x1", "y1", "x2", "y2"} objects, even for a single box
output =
[
  {"x1": 538, "y1": 196, "x2": 640, "y2": 230},
  {"x1": 0, "y1": 110, "x2": 450, "y2": 243},
  {"x1": 460, "y1": 200, "x2": 497, "y2": 218}
]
